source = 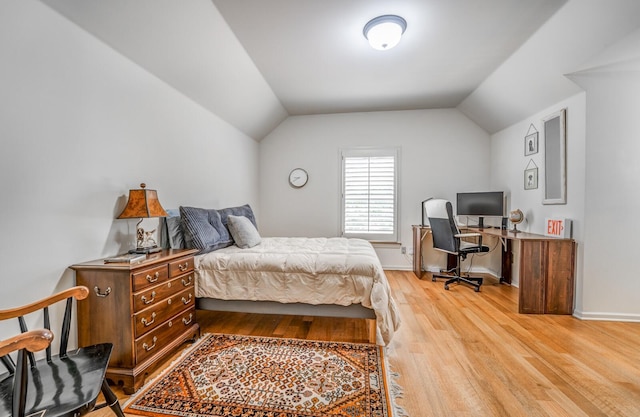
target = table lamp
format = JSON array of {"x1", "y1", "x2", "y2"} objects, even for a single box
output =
[{"x1": 117, "y1": 183, "x2": 168, "y2": 254}]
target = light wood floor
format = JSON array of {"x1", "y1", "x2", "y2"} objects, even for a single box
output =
[{"x1": 91, "y1": 270, "x2": 640, "y2": 417}]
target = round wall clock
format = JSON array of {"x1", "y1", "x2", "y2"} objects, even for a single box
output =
[{"x1": 288, "y1": 168, "x2": 308, "y2": 188}]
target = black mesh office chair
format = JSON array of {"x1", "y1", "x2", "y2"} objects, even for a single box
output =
[{"x1": 424, "y1": 198, "x2": 489, "y2": 292}]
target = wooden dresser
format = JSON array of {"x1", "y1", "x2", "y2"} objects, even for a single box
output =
[{"x1": 70, "y1": 249, "x2": 200, "y2": 394}]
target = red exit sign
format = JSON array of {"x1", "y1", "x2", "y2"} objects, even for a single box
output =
[{"x1": 545, "y1": 218, "x2": 572, "y2": 238}]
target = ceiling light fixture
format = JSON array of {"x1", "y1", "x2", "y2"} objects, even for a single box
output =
[{"x1": 363, "y1": 15, "x2": 407, "y2": 51}]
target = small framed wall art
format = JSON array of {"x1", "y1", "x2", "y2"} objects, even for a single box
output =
[
  {"x1": 525, "y1": 131, "x2": 539, "y2": 156},
  {"x1": 525, "y1": 167, "x2": 538, "y2": 190},
  {"x1": 524, "y1": 159, "x2": 538, "y2": 190}
]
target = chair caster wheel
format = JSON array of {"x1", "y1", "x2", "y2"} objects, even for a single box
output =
[
  {"x1": 444, "y1": 285, "x2": 449, "y2": 290},
  {"x1": 474, "y1": 287, "x2": 480, "y2": 292},
  {"x1": 432, "y1": 278, "x2": 436, "y2": 282}
]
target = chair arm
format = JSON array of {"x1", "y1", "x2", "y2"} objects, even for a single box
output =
[
  {"x1": 455, "y1": 233, "x2": 481, "y2": 238},
  {"x1": 0, "y1": 329, "x2": 54, "y2": 357},
  {"x1": 0, "y1": 286, "x2": 89, "y2": 320},
  {"x1": 455, "y1": 232, "x2": 483, "y2": 246}
]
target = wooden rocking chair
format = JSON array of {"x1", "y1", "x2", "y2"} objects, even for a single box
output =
[{"x1": 0, "y1": 286, "x2": 125, "y2": 417}]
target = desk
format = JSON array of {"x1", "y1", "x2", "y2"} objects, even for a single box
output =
[{"x1": 412, "y1": 225, "x2": 576, "y2": 314}]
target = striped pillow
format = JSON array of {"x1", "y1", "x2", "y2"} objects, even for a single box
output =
[{"x1": 179, "y1": 206, "x2": 233, "y2": 254}]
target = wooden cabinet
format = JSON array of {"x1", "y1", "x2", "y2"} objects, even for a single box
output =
[
  {"x1": 70, "y1": 249, "x2": 200, "y2": 394},
  {"x1": 518, "y1": 239, "x2": 576, "y2": 314}
]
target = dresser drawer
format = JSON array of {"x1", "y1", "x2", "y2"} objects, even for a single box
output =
[
  {"x1": 135, "y1": 308, "x2": 196, "y2": 364},
  {"x1": 133, "y1": 287, "x2": 195, "y2": 338},
  {"x1": 132, "y1": 264, "x2": 169, "y2": 291},
  {"x1": 133, "y1": 273, "x2": 195, "y2": 312},
  {"x1": 169, "y1": 256, "x2": 194, "y2": 278}
]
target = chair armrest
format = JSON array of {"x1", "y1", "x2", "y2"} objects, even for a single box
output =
[
  {"x1": 455, "y1": 232, "x2": 483, "y2": 247},
  {"x1": 0, "y1": 286, "x2": 89, "y2": 320},
  {"x1": 0, "y1": 329, "x2": 54, "y2": 357},
  {"x1": 455, "y1": 233, "x2": 481, "y2": 238}
]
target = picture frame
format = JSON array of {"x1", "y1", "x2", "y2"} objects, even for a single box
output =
[
  {"x1": 524, "y1": 167, "x2": 538, "y2": 190},
  {"x1": 524, "y1": 132, "x2": 539, "y2": 156},
  {"x1": 542, "y1": 108, "x2": 567, "y2": 204}
]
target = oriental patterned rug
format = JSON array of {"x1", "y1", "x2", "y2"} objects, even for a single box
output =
[{"x1": 124, "y1": 333, "x2": 405, "y2": 417}]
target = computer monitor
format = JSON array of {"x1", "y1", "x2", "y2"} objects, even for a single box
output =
[{"x1": 456, "y1": 191, "x2": 504, "y2": 228}]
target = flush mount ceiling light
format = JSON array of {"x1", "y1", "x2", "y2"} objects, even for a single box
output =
[{"x1": 363, "y1": 15, "x2": 407, "y2": 51}]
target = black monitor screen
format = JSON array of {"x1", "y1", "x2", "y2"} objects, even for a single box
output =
[{"x1": 456, "y1": 191, "x2": 504, "y2": 217}]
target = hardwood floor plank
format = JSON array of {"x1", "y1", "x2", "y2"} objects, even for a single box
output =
[{"x1": 87, "y1": 270, "x2": 640, "y2": 417}]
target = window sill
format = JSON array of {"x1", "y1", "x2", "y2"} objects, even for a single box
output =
[{"x1": 370, "y1": 241, "x2": 401, "y2": 247}]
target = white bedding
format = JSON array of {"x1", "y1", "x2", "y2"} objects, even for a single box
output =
[{"x1": 194, "y1": 237, "x2": 401, "y2": 345}]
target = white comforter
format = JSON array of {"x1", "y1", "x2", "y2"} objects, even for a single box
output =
[{"x1": 194, "y1": 237, "x2": 401, "y2": 345}]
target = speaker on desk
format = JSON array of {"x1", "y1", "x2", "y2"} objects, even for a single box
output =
[{"x1": 501, "y1": 217, "x2": 508, "y2": 230}]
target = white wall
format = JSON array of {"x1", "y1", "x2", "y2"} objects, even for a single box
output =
[
  {"x1": 491, "y1": 27, "x2": 640, "y2": 321},
  {"x1": 258, "y1": 109, "x2": 492, "y2": 269},
  {"x1": 490, "y1": 94, "x2": 586, "y2": 291},
  {"x1": 568, "y1": 28, "x2": 640, "y2": 321},
  {"x1": 0, "y1": 1, "x2": 259, "y2": 340}
]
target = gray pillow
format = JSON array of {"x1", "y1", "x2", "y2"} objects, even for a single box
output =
[
  {"x1": 166, "y1": 216, "x2": 185, "y2": 249},
  {"x1": 218, "y1": 204, "x2": 257, "y2": 230},
  {"x1": 179, "y1": 206, "x2": 233, "y2": 253},
  {"x1": 160, "y1": 209, "x2": 184, "y2": 249},
  {"x1": 227, "y1": 215, "x2": 261, "y2": 248}
]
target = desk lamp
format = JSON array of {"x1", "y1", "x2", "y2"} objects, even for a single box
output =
[{"x1": 117, "y1": 183, "x2": 168, "y2": 254}]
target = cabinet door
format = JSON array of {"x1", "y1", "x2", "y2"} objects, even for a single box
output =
[
  {"x1": 545, "y1": 241, "x2": 575, "y2": 314},
  {"x1": 518, "y1": 241, "x2": 546, "y2": 314}
]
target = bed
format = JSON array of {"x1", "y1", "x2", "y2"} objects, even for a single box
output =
[{"x1": 162, "y1": 205, "x2": 401, "y2": 346}]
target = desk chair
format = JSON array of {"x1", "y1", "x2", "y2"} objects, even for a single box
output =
[
  {"x1": 425, "y1": 198, "x2": 489, "y2": 292},
  {"x1": 0, "y1": 286, "x2": 125, "y2": 417}
]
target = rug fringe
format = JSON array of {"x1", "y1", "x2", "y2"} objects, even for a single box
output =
[{"x1": 386, "y1": 362, "x2": 409, "y2": 416}]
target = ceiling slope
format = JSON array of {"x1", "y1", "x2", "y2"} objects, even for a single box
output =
[
  {"x1": 40, "y1": 0, "x2": 288, "y2": 141},
  {"x1": 458, "y1": 0, "x2": 640, "y2": 134},
  {"x1": 212, "y1": 0, "x2": 565, "y2": 117}
]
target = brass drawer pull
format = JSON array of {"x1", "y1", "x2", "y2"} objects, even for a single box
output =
[
  {"x1": 182, "y1": 294, "x2": 193, "y2": 305},
  {"x1": 178, "y1": 262, "x2": 190, "y2": 272},
  {"x1": 146, "y1": 272, "x2": 160, "y2": 283},
  {"x1": 141, "y1": 291, "x2": 156, "y2": 305},
  {"x1": 182, "y1": 313, "x2": 193, "y2": 325},
  {"x1": 94, "y1": 286, "x2": 111, "y2": 298},
  {"x1": 141, "y1": 312, "x2": 156, "y2": 327},
  {"x1": 181, "y1": 276, "x2": 193, "y2": 286},
  {"x1": 143, "y1": 336, "x2": 158, "y2": 352}
]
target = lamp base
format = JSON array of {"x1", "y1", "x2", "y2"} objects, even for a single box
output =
[{"x1": 128, "y1": 245, "x2": 162, "y2": 254}]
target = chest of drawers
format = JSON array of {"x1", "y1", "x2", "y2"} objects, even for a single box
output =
[{"x1": 71, "y1": 249, "x2": 200, "y2": 394}]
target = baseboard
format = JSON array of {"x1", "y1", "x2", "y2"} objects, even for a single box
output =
[
  {"x1": 382, "y1": 265, "x2": 412, "y2": 271},
  {"x1": 573, "y1": 310, "x2": 640, "y2": 322}
]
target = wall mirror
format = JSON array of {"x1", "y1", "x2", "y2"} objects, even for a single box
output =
[{"x1": 542, "y1": 108, "x2": 566, "y2": 204}]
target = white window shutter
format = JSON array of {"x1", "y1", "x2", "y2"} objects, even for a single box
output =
[{"x1": 341, "y1": 148, "x2": 398, "y2": 242}]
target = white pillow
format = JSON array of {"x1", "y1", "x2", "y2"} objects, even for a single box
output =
[{"x1": 227, "y1": 215, "x2": 261, "y2": 248}]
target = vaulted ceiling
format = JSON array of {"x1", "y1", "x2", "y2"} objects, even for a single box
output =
[{"x1": 39, "y1": 0, "x2": 640, "y2": 140}]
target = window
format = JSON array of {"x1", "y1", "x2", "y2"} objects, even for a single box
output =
[{"x1": 341, "y1": 148, "x2": 398, "y2": 242}]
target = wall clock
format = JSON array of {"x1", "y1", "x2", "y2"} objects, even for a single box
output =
[{"x1": 288, "y1": 168, "x2": 308, "y2": 188}]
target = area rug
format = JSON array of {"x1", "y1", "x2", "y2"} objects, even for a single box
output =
[{"x1": 124, "y1": 333, "x2": 405, "y2": 417}]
